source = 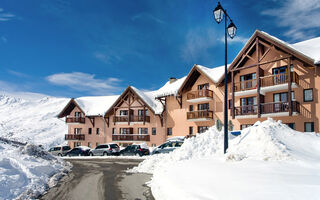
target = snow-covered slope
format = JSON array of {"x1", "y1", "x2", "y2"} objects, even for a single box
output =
[{"x1": 0, "y1": 94, "x2": 69, "y2": 148}]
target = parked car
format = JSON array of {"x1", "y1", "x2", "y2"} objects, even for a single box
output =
[
  {"x1": 65, "y1": 146, "x2": 91, "y2": 157},
  {"x1": 89, "y1": 143, "x2": 120, "y2": 156},
  {"x1": 152, "y1": 140, "x2": 184, "y2": 155},
  {"x1": 119, "y1": 144, "x2": 150, "y2": 156},
  {"x1": 48, "y1": 145, "x2": 71, "y2": 157}
]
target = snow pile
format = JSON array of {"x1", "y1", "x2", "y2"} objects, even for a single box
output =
[
  {"x1": 130, "y1": 126, "x2": 224, "y2": 174},
  {"x1": 153, "y1": 76, "x2": 186, "y2": 98},
  {"x1": 0, "y1": 94, "x2": 69, "y2": 148},
  {"x1": 227, "y1": 118, "x2": 320, "y2": 161},
  {"x1": 130, "y1": 87, "x2": 164, "y2": 114},
  {"x1": 0, "y1": 143, "x2": 71, "y2": 199}
]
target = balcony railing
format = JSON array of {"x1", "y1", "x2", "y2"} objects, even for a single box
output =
[
  {"x1": 235, "y1": 105, "x2": 258, "y2": 116},
  {"x1": 113, "y1": 115, "x2": 150, "y2": 123},
  {"x1": 187, "y1": 89, "x2": 213, "y2": 100},
  {"x1": 112, "y1": 134, "x2": 150, "y2": 141},
  {"x1": 260, "y1": 72, "x2": 299, "y2": 87},
  {"x1": 234, "y1": 101, "x2": 300, "y2": 116},
  {"x1": 261, "y1": 101, "x2": 300, "y2": 114},
  {"x1": 187, "y1": 110, "x2": 213, "y2": 120},
  {"x1": 66, "y1": 117, "x2": 85, "y2": 123},
  {"x1": 65, "y1": 134, "x2": 85, "y2": 140},
  {"x1": 232, "y1": 72, "x2": 299, "y2": 92},
  {"x1": 234, "y1": 79, "x2": 257, "y2": 92}
]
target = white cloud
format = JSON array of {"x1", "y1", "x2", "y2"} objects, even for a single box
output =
[
  {"x1": 94, "y1": 52, "x2": 121, "y2": 64},
  {"x1": 219, "y1": 36, "x2": 249, "y2": 44},
  {"x1": 0, "y1": 8, "x2": 15, "y2": 21},
  {"x1": 261, "y1": 0, "x2": 320, "y2": 41},
  {"x1": 7, "y1": 70, "x2": 29, "y2": 78},
  {"x1": 46, "y1": 72, "x2": 123, "y2": 95}
]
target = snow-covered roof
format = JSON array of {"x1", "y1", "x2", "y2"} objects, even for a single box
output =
[
  {"x1": 130, "y1": 86, "x2": 164, "y2": 114},
  {"x1": 195, "y1": 64, "x2": 231, "y2": 83},
  {"x1": 74, "y1": 95, "x2": 119, "y2": 116},
  {"x1": 153, "y1": 76, "x2": 187, "y2": 98},
  {"x1": 260, "y1": 31, "x2": 320, "y2": 65}
]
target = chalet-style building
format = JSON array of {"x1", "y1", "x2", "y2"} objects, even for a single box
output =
[
  {"x1": 59, "y1": 30, "x2": 320, "y2": 148},
  {"x1": 219, "y1": 30, "x2": 320, "y2": 132}
]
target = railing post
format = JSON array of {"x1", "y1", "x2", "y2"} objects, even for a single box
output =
[{"x1": 288, "y1": 57, "x2": 292, "y2": 116}]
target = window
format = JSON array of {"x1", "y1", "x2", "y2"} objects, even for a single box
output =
[
  {"x1": 189, "y1": 127, "x2": 193, "y2": 135},
  {"x1": 152, "y1": 144, "x2": 156, "y2": 147},
  {"x1": 120, "y1": 128, "x2": 132, "y2": 134},
  {"x1": 138, "y1": 128, "x2": 148, "y2": 135},
  {"x1": 96, "y1": 128, "x2": 100, "y2": 135},
  {"x1": 189, "y1": 105, "x2": 194, "y2": 111},
  {"x1": 198, "y1": 126, "x2": 209, "y2": 133},
  {"x1": 74, "y1": 112, "x2": 82, "y2": 118},
  {"x1": 74, "y1": 142, "x2": 81, "y2": 147},
  {"x1": 198, "y1": 83, "x2": 209, "y2": 90},
  {"x1": 167, "y1": 128, "x2": 172, "y2": 136},
  {"x1": 88, "y1": 142, "x2": 92, "y2": 148},
  {"x1": 228, "y1": 99, "x2": 233, "y2": 109},
  {"x1": 286, "y1": 123, "x2": 295, "y2": 130},
  {"x1": 112, "y1": 128, "x2": 116, "y2": 135},
  {"x1": 74, "y1": 128, "x2": 82, "y2": 134},
  {"x1": 138, "y1": 109, "x2": 149, "y2": 116},
  {"x1": 291, "y1": 91, "x2": 295, "y2": 100},
  {"x1": 240, "y1": 73, "x2": 256, "y2": 89},
  {"x1": 240, "y1": 124, "x2": 253, "y2": 130},
  {"x1": 198, "y1": 103, "x2": 209, "y2": 111},
  {"x1": 152, "y1": 128, "x2": 156, "y2": 135},
  {"x1": 240, "y1": 97, "x2": 257, "y2": 114},
  {"x1": 88, "y1": 128, "x2": 92, "y2": 135},
  {"x1": 120, "y1": 110, "x2": 128, "y2": 116},
  {"x1": 304, "y1": 89, "x2": 313, "y2": 102},
  {"x1": 304, "y1": 122, "x2": 314, "y2": 132}
]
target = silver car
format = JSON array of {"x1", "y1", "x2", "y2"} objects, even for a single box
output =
[
  {"x1": 89, "y1": 143, "x2": 120, "y2": 156},
  {"x1": 48, "y1": 145, "x2": 71, "y2": 157},
  {"x1": 152, "y1": 140, "x2": 184, "y2": 155}
]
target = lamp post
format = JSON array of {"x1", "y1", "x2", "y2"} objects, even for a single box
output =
[{"x1": 213, "y1": 2, "x2": 237, "y2": 154}]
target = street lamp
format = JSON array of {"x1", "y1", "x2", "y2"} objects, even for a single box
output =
[{"x1": 213, "y1": 2, "x2": 237, "y2": 154}]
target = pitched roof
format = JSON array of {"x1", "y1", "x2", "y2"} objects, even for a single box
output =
[{"x1": 153, "y1": 76, "x2": 187, "y2": 98}]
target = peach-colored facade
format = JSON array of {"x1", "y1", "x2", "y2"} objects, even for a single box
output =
[{"x1": 59, "y1": 31, "x2": 320, "y2": 149}]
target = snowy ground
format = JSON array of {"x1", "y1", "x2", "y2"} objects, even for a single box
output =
[
  {"x1": 0, "y1": 93, "x2": 70, "y2": 199},
  {"x1": 131, "y1": 119, "x2": 320, "y2": 200}
]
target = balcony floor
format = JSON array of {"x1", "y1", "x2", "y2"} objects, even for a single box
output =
[
  {"x1": 260, "y1": 83, "x2": 298, "y2": 95},
  {"x1": 187, "y1": 118, "x2": 213, "y2": 122},
  {"x1": 186, "y1": 97, "x2": 213, "y2": 103}
]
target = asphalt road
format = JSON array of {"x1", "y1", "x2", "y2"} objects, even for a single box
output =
[{"x1": 40, "y1": 158, "x2": 154, "y2": 200}]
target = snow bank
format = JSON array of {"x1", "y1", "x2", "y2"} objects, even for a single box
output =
[
  {"x1": 227, "y1": 118, "x2": 320, "y2": 161},
  {"x1": 130, "y1": 126, "x2": 224, "y2": 174},
  {"x1": 0, "y1": 143, "x2": 71, "y2": 199}
]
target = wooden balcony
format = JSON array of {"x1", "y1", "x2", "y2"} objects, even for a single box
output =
[
  {"x1": 186, "y1": 89, "x2": 213, "y2": 103},
  {"x1": 113, "y1": 115, "x2": 150, "y2": 123},
  {"x1": 231, "y1": 72, "x2": 299, "y2": 96},
  {"x1": 112, "y1": 134, "x2": 150, "y2": 141},
  {"x1": 66, "y1": 117, "x2": 85, "y2": 124},
  {"x1": 234, "y1": 101, "x2": 300, "y2": 118},
  {"x1": 65, "y1": 134, "x2": 85, "y2": 141},
  {"x1": 187, "y1": 110, "x2": 213, "y2": 121}
]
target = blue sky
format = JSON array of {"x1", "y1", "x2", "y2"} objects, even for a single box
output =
[{"x1": 0, "y1": 0, "x2": 320, "y2": 97}]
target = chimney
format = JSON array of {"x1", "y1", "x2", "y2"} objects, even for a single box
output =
[{"x1": 169, "y1": 77, "x2": 177, "y2": 83}]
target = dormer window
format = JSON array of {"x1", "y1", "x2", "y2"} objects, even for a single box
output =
[
  {"x1": 198, "y1": 83, "x2": 209, "y2": 90},
  {"x1": 120, "y1": 110, "x2": 128, "y2": 116},
  {"x1": 75, "y1": 112, "x2": 82, "y2": 118}
]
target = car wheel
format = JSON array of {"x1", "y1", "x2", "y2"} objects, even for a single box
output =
[
  {"x1": 103, "y1": 152, "x2": 108, "y2": 156},
  {"x1": 58, "y1": 153, "x2": 62, "y2": 157},
  {"x1": 135, "y1": 153, "x2": 141, "y2": 157},
  {"x1": 89, "y1": 152, "x2": 94, "y2": 156}
]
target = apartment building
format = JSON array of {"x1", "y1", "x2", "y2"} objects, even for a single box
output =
[
  {"x1": 58, "y1": 30, "x2": 320, "y2": 148},
  {"x1": 220, "y1": 30, "x2": 320, "y2": 132}
]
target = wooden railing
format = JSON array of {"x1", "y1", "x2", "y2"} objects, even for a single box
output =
[
  {"x1": 232, "y1": 72, "x2": 299, "y2": 92},
  {"x1": 65, "y1": 134, "x2": 85, "y2": 140},
  {"x1": 235, "y1": 105, "x2": 258, "y2": 116},
  {"x1": 113, "y1": 115, "x2": 150, "y2": 123},
  {"x1": 261, "y1": 101, "x2": 300, "y2": 114},
  {"x1": 233, "y1": 79, "x2": 257, "y2": 92},
  {"x1": 234, "y1": 101, "x2": 300, "y2": 116},
  {"x1": 66, "y1": 117, "x2": 85, "y2": 123},
  {"x1": 112, "y1": 134, "x2": 150, "y2": 141},
  {"x1": 187, "y1": 89, "x2": 213, "y2": 100},
  {"x1": 187, "y1": 110, "x2": 213, "y2": 120}
]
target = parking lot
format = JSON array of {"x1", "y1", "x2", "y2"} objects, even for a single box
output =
[{"x1": 40, "y1": 158, "x2": 154, "y2": 200}]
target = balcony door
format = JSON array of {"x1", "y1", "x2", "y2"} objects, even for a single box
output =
[
  {"x1": 240, "y1": 73, "x2": 256, "y2": 90},
  {"x1": 240, "y1": 97, "x2": 257, "y2": 114},
  {"x1": 273, "y1": 93, "x2": 288, "y2": 112}
]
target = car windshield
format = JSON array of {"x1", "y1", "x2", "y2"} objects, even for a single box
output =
[{"x1": 110, "y1": 144, "x2": 118, "y2": 149}]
